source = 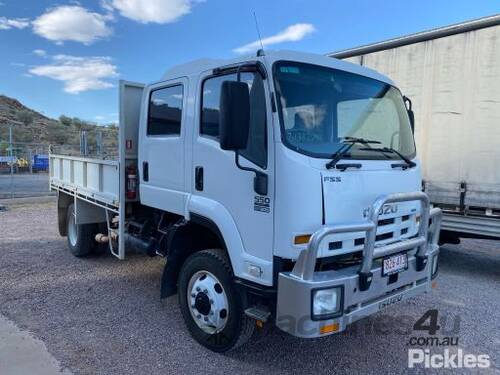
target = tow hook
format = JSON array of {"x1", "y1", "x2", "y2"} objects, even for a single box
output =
[
  {"x1": 358, "y1": 271, "x2": 373, "y2": 291},
  {"x1": 416, "y1": 255, "x2": 428, "y2": 271}
]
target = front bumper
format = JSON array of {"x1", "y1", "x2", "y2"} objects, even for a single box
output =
[{"x1": 276, "y1": 192, "x2": 442, "y2": 338}]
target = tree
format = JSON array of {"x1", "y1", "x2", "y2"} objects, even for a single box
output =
[
  {"x1": 71, "y1": 117, "x2": 84, "y2": 131},
  {"x1": 13, "y1": 126, "x2": 33, "y2": 143},
  {"x1": 16, "y1": 110, "x2": 34, "y2": 126},
  {"x1": 47, "y1": 123, "x2": 69, "y2": 144},
  {"x1": 59, "y1": 115, "x2": 72, "y2": 126}
]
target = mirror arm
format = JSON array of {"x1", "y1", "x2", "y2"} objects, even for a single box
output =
[
  {"x1": 234, "y1": 151, "x2": 254, "y2": 173},
  {"x1": 403, "y1": 95, "x2": 415, "y2": 133},
  {"x1": 234, "y1": 152, "x2": 268, "y2": 196}
]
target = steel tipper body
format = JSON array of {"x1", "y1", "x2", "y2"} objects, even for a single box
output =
[{"x1": 50, "y1": 50, "x2": 442, "y2": 350}]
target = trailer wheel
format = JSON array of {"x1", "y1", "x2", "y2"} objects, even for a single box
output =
[
  {"x1": 178, "y1": 249, "x2": 254, "y2": 352},
  {"x1": 66, "y1": 203, "x2": 95, "y2": 257}
]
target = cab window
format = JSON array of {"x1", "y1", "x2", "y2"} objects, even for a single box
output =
[
  {"x1": 201, "y1": 72, "x2": 267, "y2": 168},
  {"x1": 148, "y1": 85, "x2": 183, "y2": 136}
]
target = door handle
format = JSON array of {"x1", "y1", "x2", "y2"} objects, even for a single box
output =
[
  {"x1": 142, "y1": 161, "x2": 149, "y2": 182},
  {"x1": 195, "y1": 166, "x2": 203, "y2": 191}
]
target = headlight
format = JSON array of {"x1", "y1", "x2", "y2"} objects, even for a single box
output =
[
  {"x1": 432, "y1": 254, "x2": 439, "y2": 278},
  {"x1": 312, "y1": 287, "x2": 343, "y2": 320}
]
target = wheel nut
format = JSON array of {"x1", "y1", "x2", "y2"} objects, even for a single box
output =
[
  {"x1": 196, "y1": 287, "x2": 201, "y2": 292},
  {"x1": 210, "y1": 299, "x2": 214, "y2": 304},
  {"x1": 197, "y1": 314, "x2": 201, "y2": 319},
  {"x1": 204, "y1": 317, "x2": 208, "y2": 321},
  {"x1": 204, "y1": 289, "x2": 208, "y2": 294},
  {"x1": 191, "y1": 293, "x2": 196, "y2": 298}
]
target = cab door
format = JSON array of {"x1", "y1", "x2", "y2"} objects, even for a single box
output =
[
  {"x1": 192, "y1": 69, "x2": 275, "y2": 273},
  {"x1": 139, "y1": 78, "x2": 188, "y2": 214}
]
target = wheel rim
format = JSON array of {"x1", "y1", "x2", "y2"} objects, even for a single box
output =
[
  {"x1": 68, "y1": 209, "x2": 77, "y2": 247},
  {"x1": 187, "y1": 270, "x2": 229, "y2": 334}
]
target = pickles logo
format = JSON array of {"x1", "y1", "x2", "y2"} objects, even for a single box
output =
[
  {"x1": 408, "y1": 310, "x2": 490, "y2": 369},
  {"x1": 408, "y1": 349, "x2": 490, "y2": 369}
]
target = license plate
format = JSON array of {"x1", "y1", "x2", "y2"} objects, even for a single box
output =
[{"x1": 382, "y1": 253, "x2": 408, "y2": 276}]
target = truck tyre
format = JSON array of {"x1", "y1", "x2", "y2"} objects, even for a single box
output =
[
  {"x1": 66, "y1": 203, "x2": 95, "y2": 257},
  {"x1": 178, "y1": 249, "x2": 254, "y2": 352}
]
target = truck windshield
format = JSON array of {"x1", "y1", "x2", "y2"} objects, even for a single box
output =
[{"x1": 273, "y1": 61, "x2": 416, "y2": 160}]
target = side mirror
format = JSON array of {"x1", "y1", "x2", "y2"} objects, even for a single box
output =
[
  {"x1": 219, "y1": 81, "x2": 250, "y2": 150},
  {"x1": 403, "y1": 96, "x2": 415, "y2": 133}
]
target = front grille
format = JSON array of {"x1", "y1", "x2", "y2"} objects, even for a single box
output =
[
  {"x1": 376, "y1": 232, "x2": 393, "y2": 241},
  {"x1": 354, "y1": 238, "x2": 365, "y2": 246},
  {"x1": 323, "y1": 210, "x2": 418, "y2": 257},
  {"x1": 328, "y1": 241, "x2": 342, "y2": 250},
  {"x1": 378, "y1": 218, "x2": 395, "y2": 226}
]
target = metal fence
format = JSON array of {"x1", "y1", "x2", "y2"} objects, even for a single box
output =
[
  {"x1": 0, "y1": 141, "x2": 51, "y2": 199},
  {"x1": 0, "y1": 125, "x2": 118, "y2": 199}
]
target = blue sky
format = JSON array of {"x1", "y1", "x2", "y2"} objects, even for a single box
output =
[{"x1": 1, "y1": 0, "x2": 499, "y2": 124}]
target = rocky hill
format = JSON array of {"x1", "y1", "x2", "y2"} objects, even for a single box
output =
[
  {"x1": 0, "y1": 94, "x2": 117, "y2": 154},
  {"x1": 0, "y1": 95, "x2": 61, "y2": 144}
]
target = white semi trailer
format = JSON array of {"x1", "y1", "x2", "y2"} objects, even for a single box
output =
[
  {"x1": 50, "y1": 50, "x2": 441, "y2": 352},
  {"x1": 329, "y1": 14, "x2": 500, "y2": 242}
]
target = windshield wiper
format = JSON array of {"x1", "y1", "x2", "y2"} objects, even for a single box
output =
[
  {"x1": 325, "y1": 137, "x2": 381, "y2": 170},
  {"x1": 358, "y1": 146, "x2": 417, "y2": 169}
]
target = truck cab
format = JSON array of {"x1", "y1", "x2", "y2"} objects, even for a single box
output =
[{"x1": 51, "y1": 50, "x2": 442, "y2": 352}]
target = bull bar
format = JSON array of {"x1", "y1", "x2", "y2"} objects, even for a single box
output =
[{"x1": 276, "y1": 192, "x2": 442, "y2": 338}]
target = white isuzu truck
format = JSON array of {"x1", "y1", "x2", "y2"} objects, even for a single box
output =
[{"x1": 50, "y1": 50, "x2": 442, "y2": 352}]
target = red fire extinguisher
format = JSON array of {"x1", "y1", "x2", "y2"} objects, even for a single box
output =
[{"x1": 126, "y1": 165, "x2": 137, "y2": 200}]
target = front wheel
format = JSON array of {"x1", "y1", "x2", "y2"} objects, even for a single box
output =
[{"x1": 178, "y1": 249, "x2": 254, "y2": 352}]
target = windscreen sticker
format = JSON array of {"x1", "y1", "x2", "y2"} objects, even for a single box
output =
[{"x1": 280, "y1": 66, "x2": 300, "y2": 74}]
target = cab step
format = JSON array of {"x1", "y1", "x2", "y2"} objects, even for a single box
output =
[{"x1": 244, "y1": 306, "x2": 271, "y2": 322}]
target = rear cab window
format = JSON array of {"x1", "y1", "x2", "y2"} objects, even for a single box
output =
[{"x1": 148, "y1": 85, "x2": 184, "y2": 136}]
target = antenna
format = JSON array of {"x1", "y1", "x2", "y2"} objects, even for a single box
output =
[{"x1": 253, "y1": 11, "x2": 266, "y2": 56}]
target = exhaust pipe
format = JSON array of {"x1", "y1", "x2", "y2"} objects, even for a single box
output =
[
  {"x1": 124, "y1": 233, "x2": 156, "y2": 256},
  {"x1": 95, "y1": 232, "x2": 155, "y2": 256},
  {"x1": 95, "y1": 231, "x2": 118, "y2": 243},
  {"x1": 95, "y1": 233, "x2": 109, "y2": 243}
]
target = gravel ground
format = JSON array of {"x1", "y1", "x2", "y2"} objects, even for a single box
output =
[
  {"x1": 0, "y1": 201, "x2": 499, "y2": 374},
  {"x1": 0, "y1": 173, "x2": 52, "y2": 198}
]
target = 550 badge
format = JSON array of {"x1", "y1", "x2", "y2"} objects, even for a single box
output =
[{"x1": 254, "y1": 196, "x2": 271, "y2": 213}]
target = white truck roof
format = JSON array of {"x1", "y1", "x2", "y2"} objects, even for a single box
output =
[{"x1": 161, "y1": 50, "x2": 395, "y2": 86}]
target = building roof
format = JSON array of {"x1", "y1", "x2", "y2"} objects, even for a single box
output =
[{"x1": 328, "y1": 13, "x2": 500, "y2": 59}]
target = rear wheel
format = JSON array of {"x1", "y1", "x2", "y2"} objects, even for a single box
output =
[
  {"x1": 66, "y1": 203, "x2": 96, "y2": 257},
  {"x1": 178, "y1": 249, "x2": 254, "y2": 352}
]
